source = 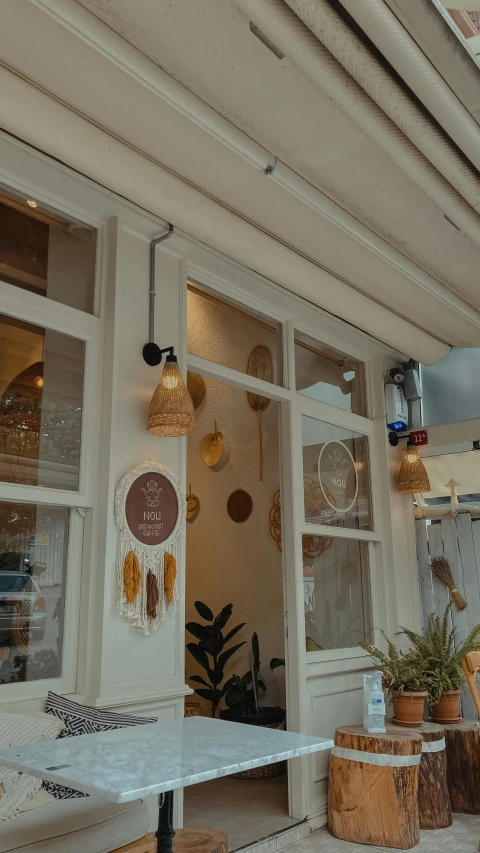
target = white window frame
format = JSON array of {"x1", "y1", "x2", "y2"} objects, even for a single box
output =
[{"x1": 0, "y1": 144, "x2": 106, "y2": 701}]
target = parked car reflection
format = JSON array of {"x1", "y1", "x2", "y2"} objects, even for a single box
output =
[{"x1": 0, "y1": 571, "x2": 46, "y2": 643}]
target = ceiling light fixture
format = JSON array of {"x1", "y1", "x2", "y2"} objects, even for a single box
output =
[
  {"x1": 26, "y1": 199, "x2": 38, "y2": 209},
  {"x1": 143, "y1": 225, "x2": 195, "y2": 437},
  {"x1": 249, "y1": 22, "x2": 285, "y2": 59}
]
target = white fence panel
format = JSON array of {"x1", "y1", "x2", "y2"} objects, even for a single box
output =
[{"x1": 415, "y1": 517, "x2": 480, "y2": 720}]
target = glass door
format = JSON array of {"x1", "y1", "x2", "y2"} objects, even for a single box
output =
[{"x1": 287, "y1": 328, "x2": 383, "y2": 818}]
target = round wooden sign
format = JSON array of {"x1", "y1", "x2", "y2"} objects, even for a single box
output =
[
  {"x1": 125, "y1": 471, "x2": 179, "y2": 546},
  {"x1": 227, "y1": 489, "x2": 253, "y2": 523},
  {"x1": 318, "y1": 440, "x2": 358, "y2": 514}
]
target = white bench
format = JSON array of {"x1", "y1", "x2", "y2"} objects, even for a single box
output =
[{"x1": 1, "y1": 793, "x2": 150, "y2": 853}]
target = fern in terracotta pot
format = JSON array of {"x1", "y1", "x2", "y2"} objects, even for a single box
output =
[
  {"x1": 360, "y1": 632, "x2": 429, "y2": 727},
  {"x1": 400, "y1": 605, "x2": 480, "y2": 724}
]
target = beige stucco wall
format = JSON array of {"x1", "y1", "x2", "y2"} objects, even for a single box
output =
[{"x1": 185, "y1": 290, "x2": 285, "y2": 713}]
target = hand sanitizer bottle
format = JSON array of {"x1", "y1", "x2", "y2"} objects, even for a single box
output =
[{"x1": 363, "y1": 671, "x2": 386, "y2": 733}]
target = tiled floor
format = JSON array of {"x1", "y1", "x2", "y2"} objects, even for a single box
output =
[
  {"x1": 286, "y1": 815, "x2": 480, "y2": 853},
  {"x1": 184, "y1": 773, "x2": 299, "y2": 851}
]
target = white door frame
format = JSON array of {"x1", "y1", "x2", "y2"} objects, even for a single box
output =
[{"x1": 176, "y1": 232, "x2": 402, "y2": 819}]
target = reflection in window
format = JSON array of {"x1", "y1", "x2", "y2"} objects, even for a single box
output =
[
  {"x1": 295, "y1": 331, "x2": 366, "y2": 416},
  {"x1": 304, "y1": 536, "x2": 371, "y2": 651},
  {"x1": 187, "y1": 281, "x2": 283, "y2": 385},
  {"x1": 0, "y1": 502, "x2": 69, "y2": 684},
  {"x1": 0, "y1": 185, "x2": 96, "y2": 313},
  {"x1": 0, "y1": 314, "x2": 84, "y2": 490},
  {"x1": 302, "y1": 416, "x2": 372, "y2": 531}
]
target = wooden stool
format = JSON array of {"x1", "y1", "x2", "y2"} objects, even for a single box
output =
[
  {"x1": 444, "y1": 720, "x2": 480, "y2": 813},
  {"x1": 114, "y1": 837, "x2": 156, "y2": 853},
  {"x1": 128, "y1": 829, "x2": 229, "y2": 853},
  {"x1": 328, "y1": 724, "x2": 422, "y2": 849},
  {"x1": 174, "y1": 829, "x2": 228, "y2": 853},
  {"x1": 409, "y1": 722, "x2": 451, "y2": 829}
]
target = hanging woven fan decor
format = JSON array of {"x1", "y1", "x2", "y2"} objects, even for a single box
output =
[
  {"x1": 186, "y1": 482, "x2": 200, "y2": 523},
  {"x1": 200, "y1": 421, "x2": 224, "y2": 468},
  {"x1": 246, "y1": 345, "x2": 273, "y2": 481},
  {"x1": 187, "y1": 371, "x2": 206, "y2": 410}
]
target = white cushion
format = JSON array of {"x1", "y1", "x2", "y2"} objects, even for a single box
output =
[
  {"x1": 0, "y1": 714, "x2": 65, "y2": 821},
  {"x1": 19, "y1": 790, "x2": 56, "y2": 813},
  {"x1": 0, "y1": 796, "x2": 150, "y2": 853}
]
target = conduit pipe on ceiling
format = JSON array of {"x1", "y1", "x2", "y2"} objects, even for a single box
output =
[
  {"x1": 0, "y1": 66, "x2": 449, "y2": 365},
  {"x1": 234, "y1": 0, "x2": 480, "y2": 252},
  {"x1": 339, "y1": 0, "x2": 480, "y2": 176},
  {"x1": 24, "y1": 0, "x2": 480, "y2": 337},
  {"x1": 284, "y1": 0, "x2": 480, "y2": 213}
]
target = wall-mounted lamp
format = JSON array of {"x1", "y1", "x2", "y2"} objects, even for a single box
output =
[
  {"x1": 143, "y1": 226, "x2": 195, "y2": 437},
  {"x1": 395, "y1": 438, "x2": 430, "y2": 494}
]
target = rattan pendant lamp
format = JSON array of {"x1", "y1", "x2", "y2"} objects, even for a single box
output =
[
  {"x1": 398, "y1": 441, "x2": 430, "y2": 494},
  {"x1": 143, "y1": 226, "x2": 195, "y2": 437}
]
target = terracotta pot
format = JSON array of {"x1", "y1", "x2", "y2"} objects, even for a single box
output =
[
  {"x1": 392, "y1": 690, "x2": 428, "y2": 727},
  {"x1": 430, "y1": 690, "x2": 462, "y2": 724}
]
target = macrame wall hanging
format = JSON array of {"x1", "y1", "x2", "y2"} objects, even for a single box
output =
[{"x1": 115, "y1": 461, "x2": 184, "y2": 634}]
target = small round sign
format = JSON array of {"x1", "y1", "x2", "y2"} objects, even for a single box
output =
[
  {"x1": 318, "y1": 440, "x2": 358, "y2": 514},
  {"x1": 125, "y1": 471, "x2": 179, "y2": 546}
]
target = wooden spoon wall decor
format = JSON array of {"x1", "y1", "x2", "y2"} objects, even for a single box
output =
[{"x1": 246, "y1": 345, "x2": 273, "y2": 481}]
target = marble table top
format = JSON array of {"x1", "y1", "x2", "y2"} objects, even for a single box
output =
[{"x1": 0, "y1": 716, "x2": 333, "y2": 803}]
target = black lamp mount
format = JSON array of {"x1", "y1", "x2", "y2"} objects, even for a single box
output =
[
  {"x1": 388, "y1": 431, "x2": 414, "y2": 447},
  {"x1": 143, "y1": 224, "x2": 174, "y2": 368},
  {"x1": 142, "y1": 343, "x2": 177, "y2": 367}
]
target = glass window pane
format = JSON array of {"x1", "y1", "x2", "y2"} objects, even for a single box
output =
[
  {"x1": 0, "y1": 501, "x2": 69, "y2": 684},
  {"x1": 0, "y1": 314, "x2": 84, "y2": 490},
  {"x1": 0, "y1": 185, "x2": 96, "y2": 313},
  {"x1": 187, "y1": 281, "x2": 282, "y2": 385},
  {"x1": 304, "y1": 536, "x2": 371, "y2": 651},
  {"x1": 302, "y1": 415, "x2": 372, "y2": 531},
  {"x1": 295, "y1": 331, "x2": 366, "y2": 416}
]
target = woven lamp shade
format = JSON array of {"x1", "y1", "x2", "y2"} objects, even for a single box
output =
[
  {"x1": 147, "y1": 360, "x2": 195, "y2": 437},
  {"x1": 398, "y1": 444, "x2": 431, "y2": 494}
]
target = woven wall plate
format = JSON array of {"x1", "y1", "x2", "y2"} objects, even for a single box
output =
[
  {"x1": 187, "y1": 371, "x2": 206, "y2": 409},
  {"x1": 227, "y1": 489, "x2": 253, "y2": 523},
  {"x1": 200, "y1": 424, "x2": 224, "y2": 468}
]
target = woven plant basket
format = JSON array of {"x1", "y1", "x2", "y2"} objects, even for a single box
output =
[
  {"x1": 221, "y1": 708, "x2": 287, "y2": 779},
  {"x1": 234, "y1": 721, "x2": 286, "y2": 778}
]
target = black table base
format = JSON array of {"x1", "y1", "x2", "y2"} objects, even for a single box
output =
[{"x1": 156, "y1": 790, "x2": 175, "y2": 853}]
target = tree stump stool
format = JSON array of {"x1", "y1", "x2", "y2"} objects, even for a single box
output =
[
  {"x1": 444, "y1": 720, "x2": 480, "y2": 814},
  {"x1": 174, "y1": 829, "x2": 228, "y2": 853},
  {"x1": 328, "y1": 724, "x2": 422, "y2": 849},
  {"x1": 409, "y1": 722, "x2": 451, "y2": 829},
  {"x1": 140, "y1": 829, "x2": 228, "y2": 853}
]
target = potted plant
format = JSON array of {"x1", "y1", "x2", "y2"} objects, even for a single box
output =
[
  {"x1": 186, "y1": 600, "x2": 245, "y2": 718},
  {"x1": 400, "y1": 605, "x2": 480, "y2": 724},
  {"x1": 360, "y1": 632, "x2": 429, "y2": 727},
  {"x1": 221, "y1": 632, "x2": 285, "y2": 727},
  {"x1": 221, "y1": 633, "x2": 286, "y2": 778}
]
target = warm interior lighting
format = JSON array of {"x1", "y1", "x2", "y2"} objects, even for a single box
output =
[
  {"x1": 398, "y1": 443, "x2": 430, "y2": 494},
  {"x1": 34, "y1": 376, "x2": 44, "y2": 389},
  {"x1": 26, "y1": 199, "x2": 38, "y2": 209},
  {"x1": 147, "y1": 355, "x2": 195, "y2": 437},
  {"x1": 354, "y1": 460, "x2": 365, "y2": 472}
]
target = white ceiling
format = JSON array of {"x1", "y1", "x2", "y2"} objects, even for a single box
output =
[{"x1": 2, "y1": 0, "x2": 480, "y2": 349}]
